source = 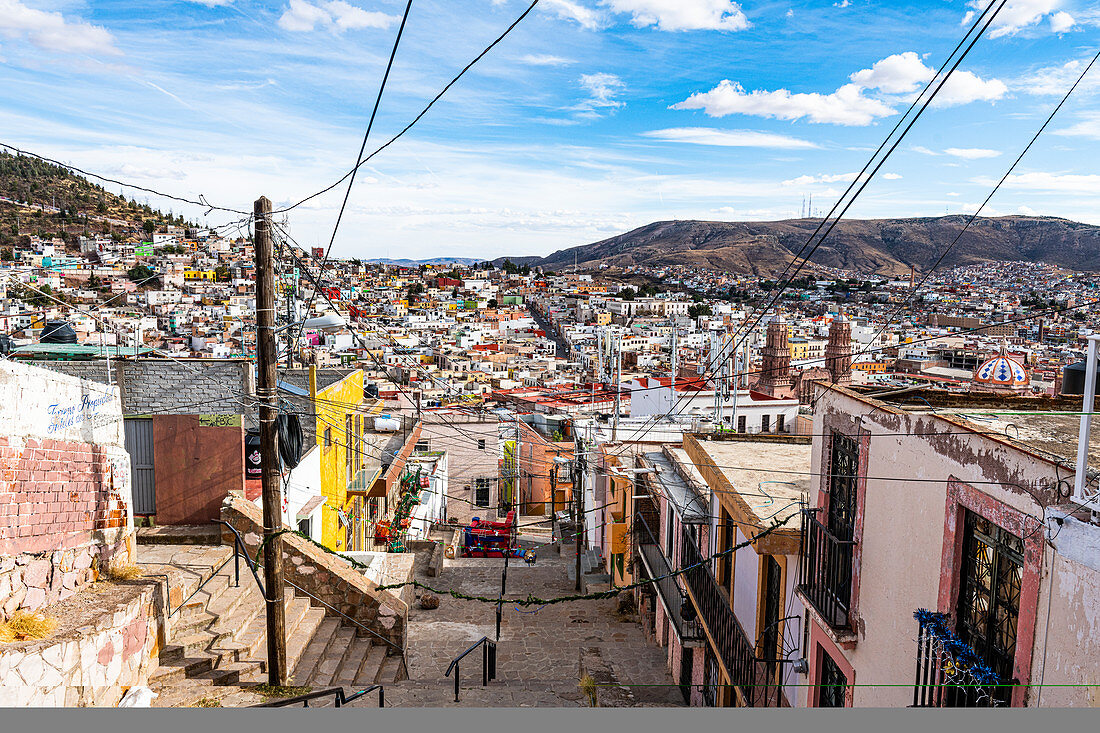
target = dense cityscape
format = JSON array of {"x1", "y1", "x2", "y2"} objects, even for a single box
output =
[{"x1": 2, "y1": 0, "x2": 1100, "y2": 719}]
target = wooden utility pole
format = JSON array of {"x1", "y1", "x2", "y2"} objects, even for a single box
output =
[{"x1": 254, "y1": 196, "x2": 288, "y2": 686}]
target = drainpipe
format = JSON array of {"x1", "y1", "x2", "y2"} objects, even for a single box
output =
[{"x1": 1073, "y1": 334, "x2": 1100, "y2": 506}]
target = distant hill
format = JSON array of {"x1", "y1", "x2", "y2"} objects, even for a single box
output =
[
  {"x1": 365, "y1": 256, "x2": 485, "y2": 267},
  {"x1": 532, "y1": 216, "x2": 1100, "y2": 275},
  {"x1": 0, "y1": 151, "x2": 192, "y2": 253}
]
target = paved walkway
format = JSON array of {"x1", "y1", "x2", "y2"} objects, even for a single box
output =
[{"x1": 351, "y1": 543, "x2": 683, "y2": 707}]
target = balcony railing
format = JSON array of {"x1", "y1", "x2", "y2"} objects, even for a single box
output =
[
  {"x1": 798, "y1": 509, "x2": 856, "y2": 630},
  {"x1": 634, "y1": 513, "x2": 704, "y2": 643},
  {"x1": 912, "y1": 611, "x2": 1006, "y2": 708},
  {"x1": 680, "y1": 527, "x2": 781, "y2": 707}
]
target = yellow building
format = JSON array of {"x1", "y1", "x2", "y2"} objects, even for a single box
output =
[
  {"x1": 853, "y1": 361, "x2": 890, "y2": 373},
  {"x1": 310, "y1": 368, "x2": 384, "y2": 552},
  {"x1": 183, "y1": 269, "x2": 217, "y2": 281},
  {"x1": 595, "y1": 311, "x2": 612, "y2": 326}
]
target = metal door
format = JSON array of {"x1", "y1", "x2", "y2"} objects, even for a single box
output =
[{"x1": 123, "y1": 418, "x2": 155, "y2": 515}]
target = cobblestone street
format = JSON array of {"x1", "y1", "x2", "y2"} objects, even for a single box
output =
[{"x1": 351, "y1": 543, "x2": 684, "y2": 707}]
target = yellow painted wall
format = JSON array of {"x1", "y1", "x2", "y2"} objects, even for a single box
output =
[{"x1": 313, "y1": 368, "x2": 365, "y2": 550}]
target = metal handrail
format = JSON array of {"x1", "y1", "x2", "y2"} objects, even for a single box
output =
[
  {"x1": 214, "y1": 520, "x2": 409, "y2": 678},
  {"x1": 251, "y1": 685, "x2": 384, "y2": 708},
  {"x1": 444, "y1": 636, "x2": 497, "y2": 702}
]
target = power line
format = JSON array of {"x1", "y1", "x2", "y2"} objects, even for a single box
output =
[
  {"x1": 602, "y1": 0, "x2": 1010, "y2": 457},
  {"x1": 0, "y1": 141, "x2": 248, "y2": 216},
  {"x1": 289, "y1": 0, "x2": 415, "y2": 368},
  {"x1": 273, "y1": 0, "x2": 541, "y2": 215},
  {"x1": 809, "y1": 45, "x2": 1100, "y2": 410}
]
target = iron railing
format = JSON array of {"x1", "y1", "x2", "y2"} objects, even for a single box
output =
[
  {"x1": 251, "y1": 685, "x2": 384, "y2": 708},
  {"x1": 797, "y1": 509, "x2": 856, "y2": 630},
  {"x1": 912, "y1": 615, "x2": 1005, "y2": 708},
  {"x1": 634, "y1": 513, "x2": 704, "y2": 643},
  {"x1": 445, "y1": 636, "x2": 497, "y2": 702},
  {"x1": 215, "y1": 520, "x2": 409, "y2": 678},
  {"x1": 680, "y1": 528, "x2": 781, "y2": 707}
]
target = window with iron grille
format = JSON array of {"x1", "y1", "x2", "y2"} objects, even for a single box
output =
[
  {"x1": 818, "y1": 651, "x2": 847, "y2": 707},
  {"x1": 737, "y1": 415, "x2": 746, "y2": 433},
  {"x1": 950, "y1": 509, "x2": 1023, "y2": 707},
  {"x1": 828, "y1": 432, "x2": 859, "y2": 542},
  {"x1": 761, "y1": 414, "x2": 771, "y2": 433},
  {"x1": 475, "y1": 478, "x2": 492, "y2": 507}
]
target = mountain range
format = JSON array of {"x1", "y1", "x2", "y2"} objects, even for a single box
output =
[{"x1": 530, "y1": 216, "x2": 1100, "y2": 276}]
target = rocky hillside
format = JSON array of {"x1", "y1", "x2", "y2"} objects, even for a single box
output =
[
  {"x1": 0, "y1": 151, "x2": 193, "y2": 253},
  {"x1": 534, "y1": 216, "x2": 1100, "y2": 275}
]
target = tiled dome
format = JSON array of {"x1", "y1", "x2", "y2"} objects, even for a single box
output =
[{"x1": 974, "y1": 345, "x2": 1028, "y2": 388}]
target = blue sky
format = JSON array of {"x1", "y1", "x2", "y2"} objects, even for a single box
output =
[{"x1": 2, "y1": 0, "x2": 1100, "y2": 260}]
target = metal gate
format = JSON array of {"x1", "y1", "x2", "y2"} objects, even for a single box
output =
[{"x1": 124, "y1": 418, "x2": 155, "y2": 515}]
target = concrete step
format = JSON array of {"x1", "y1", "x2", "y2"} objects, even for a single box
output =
[
  {"x1": 137, "y1": 525, "x2": 221, "y2": 545},
  {"x1": 308, "y1": 626, "x2": 357, "y2": 687},
  {"x1": 331, "y1": 636, "x2": 373, "y2": 687},
  {"x1": 354, "y1": 644, "x2": 388, "y2": 687},
  {"x1": 287, "y1": 617, "x2": 340, "y2": 686}
]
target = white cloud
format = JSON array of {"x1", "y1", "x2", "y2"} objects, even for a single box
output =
[
  {"x1": 601, "y1": 0, "x2": 749, "y2": 31},
  {"x1": 519, "y1": 54, "x2": 573, "y2": 66},
  {"x1": 883, "y1": 173, "x2": 903, "y2": 179},
  {"x1": 912, "y1": 146, "x2": 938, "y2": 155},
  {"x1": 849, "y1": 52, "x2": 1006, "y2": 106},
  {"x1": 672, "y1": 80, "x2": 895, "y2": 125},
  {"x1": 674, "y1": 52, "x2": 1005, "y2": 126},
  {"x1": 1018, "y1": 205, "x2": 1038, "y2": 215},
  {"x1": 277, "y1": 0, "x2": 398, "y2": 33},
  {"x1": 542, "y1": 0, "x2": 604, "y2": 30},
  {"x1": 932, "y1": 70, "x2": 1008, "y2": 107},
  {"x1": 578, "y1": 72, "x2": 625, "y2": 110},
  {"x1": 786, "y1": 8, "x2": 794, "y2": 18},
  {"x1": 833, "y1": 0, "x2": 851, "y2": 7},
  {"x1": 189, "y1": 0, "x2": 236, "y2": 6},
  {"x1": 944, "y1": 147, "x2": 1002, "y2": 159},
  {"x1": 1050, "y1": 10, "x2": 1076, "y2": 32},
  {"x1": 642, "y1": 127, "x2": 819, "y2": 149},
  {"x1": 975, "y1": 171, "x2": 1100, "y2": 191},
  {"x1": 1055, "y1": 115, "x2": 1100, "y2": 139},
  {"x1": 849, "y1": 52, "x2": 932, "y2": 94},
  {"x1": 966, "y1": 0, "x2": 1065, "y2": 39},
  {"x1": 1018, "y1": 57, "x2": 1100, "y2": 96},
  {"x1": 0, "y1": 0, "x2": 120, "y2": 56},
  {"x1": 782, "y1": 172, "x2": 858, "y2": 186}
]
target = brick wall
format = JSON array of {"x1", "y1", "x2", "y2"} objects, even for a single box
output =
[{"x1": 0, "y1": 361, "x2": 134, "y2": 616}]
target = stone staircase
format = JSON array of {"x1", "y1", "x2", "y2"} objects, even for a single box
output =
[{"x1": 136, "y1": 540, "x2": 405, "y2": 708}]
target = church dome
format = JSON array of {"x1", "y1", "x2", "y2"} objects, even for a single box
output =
[{"x1": 974, "y1": 345, "x2": 1028, "y2": 390}]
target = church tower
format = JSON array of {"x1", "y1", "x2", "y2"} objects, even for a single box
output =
[
  {"x1": 755, "y1": 313, "x2": 792, "y2": 396},
  {"x1": 825, "y1": 313, "x2": 853, "y2": 386}
]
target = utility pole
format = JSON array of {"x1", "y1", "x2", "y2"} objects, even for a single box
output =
[
  {"x1": 612, "y1": 332, "x2": 621, "y2": 442},
  {"x1": 572, "y1": 424, "x2": 588, "y2": 592},
  {"x1": 254, "y1": 196, "x2": 288, "y2": 686}
]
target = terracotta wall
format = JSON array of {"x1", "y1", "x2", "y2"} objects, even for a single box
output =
[{"x1": 153, "y1": 415, "x2": 244, "y2": 525}]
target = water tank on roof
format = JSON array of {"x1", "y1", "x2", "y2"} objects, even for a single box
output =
[
  {"x1": 39, "y1": 321, "x2": 77, "y2": 344},
  {"x1": 374, "y1": 417, "x2": 401, "y2": 432},
  {"x1": 1062, "y1": 361, "x2": 1100, "y2": 396}
]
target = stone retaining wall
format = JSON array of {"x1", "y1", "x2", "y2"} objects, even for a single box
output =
[
  {"x1": 0, "y1": 580, "x2": 164, "y2": 706},
  {"x1": 220, "y1": 494, "x2": 406, "y2": 651}
]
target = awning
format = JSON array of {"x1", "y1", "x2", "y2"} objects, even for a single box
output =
[
  {"x1": 348, "y1": 466, "x2": 385, "y2": 497},
  {"x1": 297, "y1": 496, "x2": 326, "y2": 520}
]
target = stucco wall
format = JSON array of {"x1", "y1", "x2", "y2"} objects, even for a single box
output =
[{"x1": 807, "y1": 386, "x2": 1087, "y2": 707}]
